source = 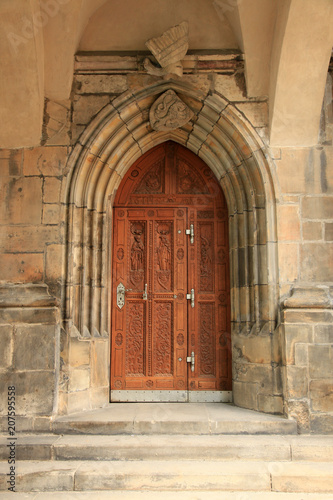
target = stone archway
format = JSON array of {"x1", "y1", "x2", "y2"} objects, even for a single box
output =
[{"x1": 61, "y1": 80, "x2": 280, "y2": 415}]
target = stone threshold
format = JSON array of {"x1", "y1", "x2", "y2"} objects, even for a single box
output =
[{"x1": 52, "y1": 403, "x2": 297, "y2": 435}]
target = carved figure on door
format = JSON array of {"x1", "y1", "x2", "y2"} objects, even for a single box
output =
[{"x1": 157, "y1": 235, "x2": 171, "y2": 270}]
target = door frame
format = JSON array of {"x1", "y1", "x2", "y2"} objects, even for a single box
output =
[{"x1": 110, "y1": 142, "x2": 232, "y2": 403}]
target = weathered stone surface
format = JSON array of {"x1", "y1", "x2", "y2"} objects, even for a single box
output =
[
  {"x1": 45, "y1": 244, "x2": 64, "y2": 282},
  {"x1": 0, "y1": 253, "x2": 43, "y2": 282},
  {"x1": 278, "y1": 243, "x2": 299, "y2": 283},
  {"x1": 286, "y1": 400, "x2": 310, "y2": 433},
  {"x1": 91, "y1": 340, "x2": 109, "y2": 387},
  {"x1": 69, "y1": 340, "x2": 90, "y2": 368},
  {"x1": 283, "y1": 324, "x2": 313, "y2": 365},
  {"x1": 0, "y1": 149, "x2": 23, "y2": 176},
  {"x1": 233, "y1": 380, "x2": 258, "y2": 411},
  {"x1": 285, "y1": 366, "x2": 308, "y2": 398},
  {"x1": 23, "y1": 146, "x2": 67, "y2": 177},
  {"x1": 309, "y1": 345, "x2": 333, "y2": 379},
  {"x1": 43, "y1": 177, "x2": 62, "y2": 204},
  {"x1": 73, "y1": 95, "x2": 109, "y2": 125},
  {"x1": 233, "y1": 335, "x2": 273, "y2": 364},
  {"x1": 257, "y1": 394, "x2": 284, "y2": 414},
  {"x1": 310, "y1": 414, "x2": 333, "y2": 434},
  {"x1": 0, "y1": 371, "x2": 55, "y2": 415},
  {"x1": 325, "y1": 222, "x2": 333, "y2": 241},
  {"x1": 314, "y1": 324, "x2": 333, "y2": 343},
  {"x1": 309, "y1": 380, "x2": 333, "y2": 412},
  {"x1": 0, "y1": 284, "x2": 57, "y2": 308},
  {"x1": 68, "y1": 368, "x2": 90, "y2": 392},
  {"x1": 278, "y1": 205, "x2": 301, "y2": 241},
  {"x1": 0, "y1": 307, "x2": 59, "y2": 325},
  {"x1": 300, "y1": 243, "x2": 333, "y2": 281},
  {"x1": 0, "y1": 325, "x2": 12, "y2": 369},
  {"x1": 0, "y1": 176, "x2": 42, "y2": 224},
  {"x1": 75, "y1": 75, "x2": 127, "y2": 94},
  {"x1": 302, "y1": 196, "x2": 333, "y2": 220},
  {"x1": 13, "y1": 325, "x2": 56, "y2": 371},
  {"x1": 271, "y1": 461, "x2": 333, "y2": 493},
  {"x1": 303, "y1": 221, "x2": 322, "y2": 240},
  {"x1": 236, "y1": 102, "x2": 268, "y2": 128},
  {"x1": 294, "y1": 343, "x2": 308, "y2": 367},
  {"x1": 45, "y1": 100, "x2": 71, "y2": 146},
  {"x1": 0, "y1": 225, "x2": 60, "y2": 253},
  {"x1": 214, "y1": 74, "x2": 248, "y2": 101},
  {"x1": 43, "y1": 204, "x2": 61, "y2": 225}
]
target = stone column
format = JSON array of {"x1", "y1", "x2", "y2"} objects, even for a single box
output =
[
  {"x1": 0, "y1": 284, "x2": 60, "y2": 432},
  {"x1": 282, "y1": 286, "x2": 333, "y2": 433}
]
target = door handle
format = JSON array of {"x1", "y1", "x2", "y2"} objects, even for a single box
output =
[{"x1": 117, "y1": 282, "x2": 148, "y2": 308}]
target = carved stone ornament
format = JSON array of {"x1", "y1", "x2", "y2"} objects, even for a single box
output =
[
  {"x1": 149, "y1": 90, "x2": 194, "y2": 131},
  {"x1": 144, "y1": 22, "x2": 189, "y2": 78}
]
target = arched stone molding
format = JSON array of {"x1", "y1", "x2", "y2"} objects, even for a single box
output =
[
  {"x1": 63, "y1": 79, "x2": 282, "y2": 414},
  {"x1": 65, "y1": 79, "x2": 278, "y2": 339}
]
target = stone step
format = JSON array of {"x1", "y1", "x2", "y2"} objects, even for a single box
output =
[
  {"x1": 1, "y1": 494, "x2": 333, "y2": 500},
  {"x1": 0, "y1": 460, "x2": 333, "y2": 493},
  {"x1": 51, "y1": 403, "x2": 298, "y2": 435},
  {"x1": 1, "y1": 434, "x2": 333, "y2": 462}
]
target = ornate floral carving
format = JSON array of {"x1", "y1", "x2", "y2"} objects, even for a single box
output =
[
  {"x1": 177, "y1": 380, "x2": 185, "y2": 389},
  {"x1": 154, "y1": 302, "x2": 172, "y2": 375},
  {"x1": 199, "y1": 303, "x2": 215, "y2": 376},
  {"x1": 118, "y1": 210, "x2": 125, "y2": 217},
  {"x1": 177, "y1": 159, "x2": 208, "y2": 194},
  {"x1": 131, "y1": 170, "x2": 139, "y2": 178},
  {"x1": 114, "y1": 380, "x2": 122, "y2": 389},
  {"x1": 144, "y1": 22, "x2": 189, "y2": 78},
  {"x1": 126, "y1": 303, "x2": 144, "y2": 375},
  {"x1": 219, "y1": 292, "x2": 227, "y2": 305},
  {"x1": 190, "y1": 381, "x2": 196, "y2": 389},
  {"x1": 115, "y1": 332, "x2": 123, "y2": 346},
  {"x1": 148, "y1": 210, "x2": 155, "y2": 217},
  {"x1": 218, "y1": 248, "x2": 227, "y2": 264},
  {"x1": 134, "y1": 162, "x2": 163, "y2": 193},
  {"x1": 177, "y1": 248, "x2": 184, "y2": 260},
  {"x1": 219, "y1": 333, "x2": 227, "y2": 347},
  {"x1": 177, "y1": 333, "x2": 184, "y2": 346},
  {"x1": 117, "y1": 248, "x2": 124, "y2": 261},
  {"x1": 149, "y1": 90, "x2": 194, "y2": 131},
  {"x1": 199, "y1": 224, "x2": 214, "y2": 292},
  {"x1": 197, "y1": 211, "x2": 214, "y2": 219},
  {"x1": 177, "y1": 209, "x2": 184, "y2": 217},
  {"x1": 146, "y1": 380, "x2": 153, "y2": 388},
  {"x1": 177, "y1": 293, "x2": 184, "y2": 300}
]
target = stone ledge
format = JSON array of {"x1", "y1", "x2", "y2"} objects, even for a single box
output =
[
  {"x1": 0, "y1": 284, "x2": 59, "y2": 308},
  {"x1": 284, "y1": 286, "x2": 333, "y2": 309}
]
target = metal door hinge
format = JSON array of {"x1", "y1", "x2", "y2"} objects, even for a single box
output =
[
  {"x1": 186, "y1": 351, "x2": 195, "y2": 372},
  {"x1": 186, "y1": 288, "x2": 195, "y2": 308},
  {"x1": 185, "y1": 224, "x2": 194, "y2": 244}
]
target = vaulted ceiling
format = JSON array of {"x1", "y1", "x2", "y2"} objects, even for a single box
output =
[{"x1": 0, "y1": 0, "x2": 332, "y2": 148}]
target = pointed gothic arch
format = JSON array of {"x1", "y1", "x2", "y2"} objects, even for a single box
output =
[{"x1": 63, "y1": 80, "x2": 279, "y2": 411}]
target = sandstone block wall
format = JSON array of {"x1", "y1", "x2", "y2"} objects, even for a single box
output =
[{"x1": 0, "y1": 54, "x2": 332, "y2": 431}]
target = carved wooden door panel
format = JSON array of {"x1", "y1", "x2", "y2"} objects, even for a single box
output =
[
  {"x1": 111, "y1": 141, "x2": 231, "y2": 401},
  {"x1": 111, "y1": 207, "x2": 188, "y2": 393}
]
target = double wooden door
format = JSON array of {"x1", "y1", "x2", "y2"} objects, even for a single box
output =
[{"x1": 111, "y1": 142, "x2": 231, "y2": 402}]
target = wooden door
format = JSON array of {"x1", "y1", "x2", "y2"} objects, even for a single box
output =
[{"x1": 111, "y1": 142, "x2": 231, "y2": 400}]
